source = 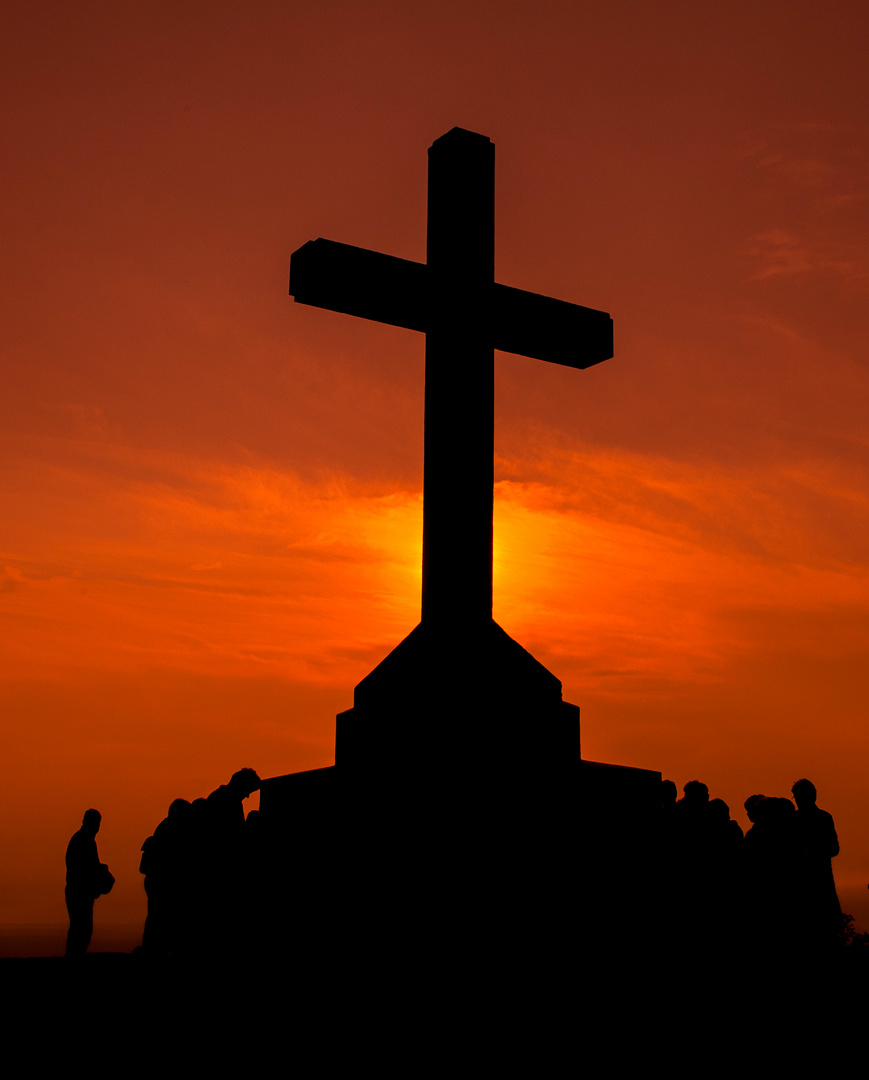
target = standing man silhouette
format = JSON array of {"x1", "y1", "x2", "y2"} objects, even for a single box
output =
[
  {"x1": 792, "y1": 778, "x2": 842, "y2": 950},
  {"x1": 65, "y1": 808, "x2": 110, "y2": 958}
]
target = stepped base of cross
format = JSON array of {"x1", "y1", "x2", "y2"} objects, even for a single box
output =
[{"x1": 257, "y1": 622, "x2": 662, "y2": 965}]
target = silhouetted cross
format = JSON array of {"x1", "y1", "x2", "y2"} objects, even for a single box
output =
[{"x1": 289, "y1": 127, "x2": 612, "y2": 629}]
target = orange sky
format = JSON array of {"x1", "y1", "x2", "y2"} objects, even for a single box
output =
[{"x1": 2, "y1": 1, "x2": 869, "y2": 944}]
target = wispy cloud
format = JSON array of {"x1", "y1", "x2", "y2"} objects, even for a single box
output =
[
  {"x1": 746, "y1": 227, "x2": 857, "y2": 281},
  {"x1": 0, "y1": 438, "x2": 424, "y2": 683},
  {"x1": 739, "y1": 127, "x2": 868, "y2": 286},
  {"x1": 3, "y1": 434, "x2": 867, "y2": 709}
]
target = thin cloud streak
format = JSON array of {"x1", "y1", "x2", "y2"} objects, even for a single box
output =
[{"x1": 3, "y1": 435, "x2": 866, "y2": 704}]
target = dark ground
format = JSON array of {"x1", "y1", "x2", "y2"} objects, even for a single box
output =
[{"x1": 3, "y1": 945, "x2": 867, "y2": 1068}]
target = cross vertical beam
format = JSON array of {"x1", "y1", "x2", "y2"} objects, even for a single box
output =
[
  {"x1": 288, "y1": 125, "x2": 614, "y2": 648},
  {"x1": 423, "y1": 129, "x2": 495, "y2": 628}
]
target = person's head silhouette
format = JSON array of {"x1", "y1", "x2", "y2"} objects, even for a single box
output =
[
  {"x1": 229, "y1": 768, "x2": 261, "y2": 799},
  {"x1": 682, "y1": 780, "x2": 709, "y2": 805},
  {"x1": 791, "y1": 778, "x2": 817, "y2": 810}
]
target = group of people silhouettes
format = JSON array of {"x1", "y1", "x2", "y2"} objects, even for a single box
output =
[
  {"x1": 64, "y1": 769, "x2": 261, "y2": 959},
  {"x1": 657, "y1": 777, "x2": 843, "y2": 961},
  {"x1": 66, "y1": 769, "x2": 847, "y2": 962},
  {"x1": 139, "y1": 768, "x2": 262, "y2": 959}
]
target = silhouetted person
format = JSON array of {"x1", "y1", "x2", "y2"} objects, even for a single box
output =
[
  {"x1": 651, "y1": 779, "x2": 683, "y2": 954},
  {"x1": 140, "y1": 798, "x2": 194, "y2": 956},
  {"x1": 675, "y1": 780, "x2": 709, "y2": 813},
  {"x1": 791, "y1": 779, "x2": 842, "y2": 951},
  {"x1": 65, "y1": 809, "x2": 111, "y2": 958},
  {"x1": 744, "y1": 794, "x2": 766, "y2": 826},
  {"x1": 666, "y1": 781, "x2": 717, "y2": 957},
  {"x1": 743, "y1": 796, "x2": 801, "y2": 957},
  {"x1": 672, "y1": 780, "x2": 711, "y2": 856},
  {"x1": 708, "y1": 798, "x2": 743, "y2": 851},
  {"x1": 192, "y1": 769, "x2": 261, "y2": 958},
  {"x1": 175, "y1": 797, "x2": 213, "y2": 958},
  {"x1": 205, "y1": 768, "x2": 261, "y2": 832},
  {"x1": 705, "y1": 798, "x2": 745, "y2": 952}
]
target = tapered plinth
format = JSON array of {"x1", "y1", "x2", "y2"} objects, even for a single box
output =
[{"x1": 335, "y1": 619, "x2": 577, "y2": 776}]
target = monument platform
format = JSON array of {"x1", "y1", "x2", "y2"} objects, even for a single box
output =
[{"x1": 260, "y1": 620, "x2": 661, "y2": 963}]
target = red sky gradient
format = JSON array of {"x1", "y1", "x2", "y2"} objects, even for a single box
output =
[{"x1": 2, "y1": 1, "x2": 869, "y2": 944}]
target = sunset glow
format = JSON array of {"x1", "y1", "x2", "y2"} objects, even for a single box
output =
[{"x1": 2, "y1": 1, "x2": 868, "y2": 946}]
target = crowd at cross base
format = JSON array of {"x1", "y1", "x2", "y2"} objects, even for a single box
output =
[
  {"x1": 654, "y1": 777, "x2": 845, "y2": 965},
  {"x1": 64, "y1": 770, "x2": 850, "y2": 963}
]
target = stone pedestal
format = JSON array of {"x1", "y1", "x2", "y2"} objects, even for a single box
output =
[{"x1": 259, "y1": 621, "x2": 661, "y2": 968}]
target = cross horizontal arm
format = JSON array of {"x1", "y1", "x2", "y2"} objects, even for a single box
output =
[
  {"x1": 493, "y1": 284, "x2": 612, "y2": 370},
  {"x1": 290, "y1": 238, "x2": 428, "y2": 335},
  {"x1": 290, "y1": 238, "x2": 613, "y2": 369}
]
